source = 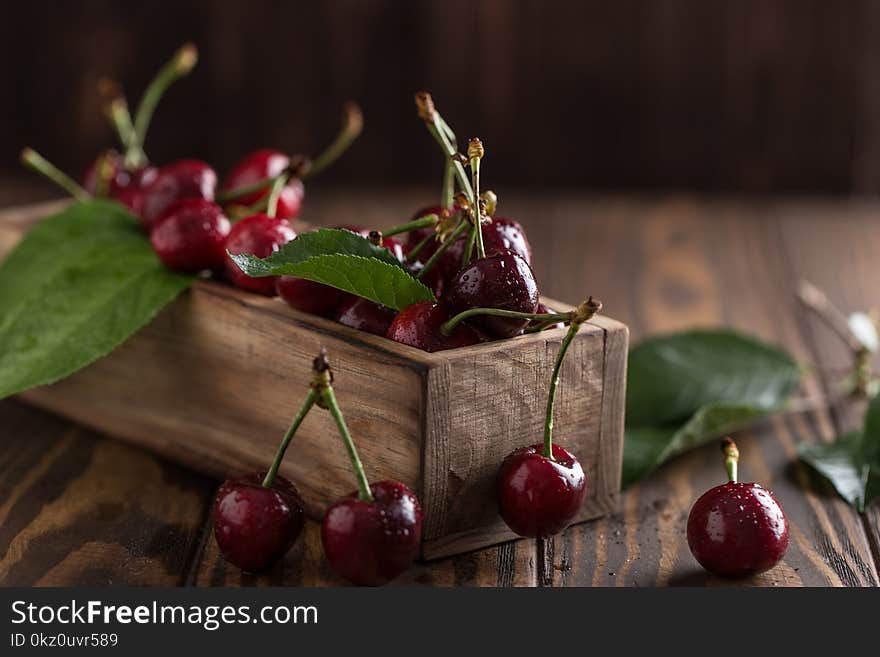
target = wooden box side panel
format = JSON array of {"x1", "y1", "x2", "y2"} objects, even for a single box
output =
[
  {"x1": 422, "y1": 322, "x2": 612, "y2": 558},
  {"x1": 19, "y1": 282, "x2": 426, "y2": 517}
]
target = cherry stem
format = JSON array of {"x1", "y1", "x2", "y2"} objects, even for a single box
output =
[
  {"x1": 543, "y1": 298, "x2": 603, "y2": 458},
  {"x1": 132, "y1": 43, "x2": 198, "y2": 158},
  {"x1": 407, "y1": 232, "x2": 434, "y2": 262},
  {"x1": 216, "y1": 173, "x2": 280, "y2": 204},
  {"x1": 415, "y1": 93, "x2": 475, "y2": 203},
  {"x1": 462, "y1": 224, "x2": 477, "y2": 268},
  {"x1": 441, "y1": 307, "x2": 572, "y2": 337},
  {"x1": 266, "y1": 173, "x2": 290, "y2": 219},
  {"x1": 721, "y1": 437, "x2": 739, "y2": 483},
  {"x1": 381, "y1": 214, "x2": 438, "y2": 238},
  {"x1": 441, "y1": 158, "x2": 455, "y2": 209},
  {"x1": 416, "y1": 219, "x2": 469, "y2": 280},
  {"x1": 20, "y1": 148, "x2": 90, "y2": 202},
  {"x1": 310, "y1": 352, "x2": 374, "y2": 503},
  {"x1": 302, "y1": 102, "x2": 363, "y2": 180},
  {"x1": 262, "y1": 388, "x2": 318, "y2": 489},
  {"x1": 468, "y1": 138, "x2": 486, "y2": 259}
]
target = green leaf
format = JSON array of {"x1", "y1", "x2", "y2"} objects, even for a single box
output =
[
  {"x1": 799, "y1": 394, "x2": 880, "y2": 512},
  {"x1": 623, "y1": 330, "x2": 801, "y2": 487},
  {"x1": 626, "y1": 330, "x2": 801, "y2": 428},
  {"x1": 230, "y1": 228, "x2": 406, "y2": 277},
  {"x1": 228, "y1": 228, "x2": 435, "y2": 310},
  {"x1": 0, "y1": 200, "x2": 194, "y2": 399},
  {"x1": 241, "y1": 253, "x2": 434, "y2": 311},
  {"x1": 624, "y1": 403, "x2": 767, "y2": 487}
]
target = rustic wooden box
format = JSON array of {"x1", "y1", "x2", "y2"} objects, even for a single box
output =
[{"x1": 0, "y1": 202, "x2": 628, "y2": 559}]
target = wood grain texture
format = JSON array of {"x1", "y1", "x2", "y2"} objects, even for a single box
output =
[
  {"x1": 0, "y1": 200, "x2": 626, "y2": 560},
  {"x1": 2, "y1": 190, "x2": 879, "y2": 586}
]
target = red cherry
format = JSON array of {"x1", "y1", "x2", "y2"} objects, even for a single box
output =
[
  {"x1": 213, "y1": 472, "x2": 305, "y2": 573},
  {"x1": 140, "y1": 159, "x2": 218, "y2": 231},
  {"x1": 224, "y1": 213, "x2": 296, "y2": 296},
  {"x1": 687, "y1": 481, "x2": 789, "y2": 577},
  {"x1": 335, "y1": 296, "x2": 396, "y2": 336},
  {"x1": 321, "y1": 480, "x2": 423, "y2": 586},
  {"x1": 276, "y1": 276, "x2": 345, "y2": 316},
  {"x1": 149, "y1": 199, "x2": 231, "y2": 272},
  {"x1": 496, "y1": 443, "x2": 587, "y2": 538},
  {"x1": 386, "y1": 301, "x2": 484, "y2": 352},
  {"x1": 82, "y1": 150, "x2": 158, "y2": 215},
  {"x1": 222, "y1": 148, "x2": 304, "y2": 219},
  {"x1": 445, "y1": 250, "x2": 539, "y2": 338}
]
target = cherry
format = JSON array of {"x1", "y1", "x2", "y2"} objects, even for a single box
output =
[
  {"x1": 221, "y1": 148, "x2": 304, "y2": 219},
  {"x1": 483, "y1": 217, "x2": 532, "y2": 262},
  {"x1": 224, "y1": 213, "x2": 296, "y2": 296},
  {"x1": 309, "y1": 351, "x2": 423, "y2": 585},
  {"x1": 140, "y1": 159, "x2": 218, "y2": 231},
  {"x1": 687, "y1": 438, "x2": 789, "y2": 578},
  {"x1": 445, "y1": 250, "x2": 539, "y2": 338},
  {"x1": 276, "y1": 276, "x2": 345, "y2": 317},
  {"x1": 213, "y1": 369, "x2": 321, "y2": 573},
  {"x1": 213, "y1": 472, "x2": 305, "y2": 573},
  {"x1": 149, "y1": 199, "x2": 231, "y2": 272},
  {"x1": 386, "y1": 301, "x2": 484, "y2": 352},
  {"x1": 496, "y1": 299, "x2": 602, "y2": 538},
  {"x1": 322, "y1": 480, "x2": 423, "y2": 586},
  {"x1": 497, "y1": 443, "x2": 586, "y2": 538},
  {"x1": 335, "y1": 296, "x2": 396, "y2": 336}
]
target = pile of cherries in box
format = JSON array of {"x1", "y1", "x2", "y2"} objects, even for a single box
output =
[{"x1": 22, "y1": 45, "x2": 790, "y2": 584}]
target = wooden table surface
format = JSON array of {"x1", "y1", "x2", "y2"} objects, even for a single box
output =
[{"x1": 1, "y1": 188, "x2": 878, "y2": 587}]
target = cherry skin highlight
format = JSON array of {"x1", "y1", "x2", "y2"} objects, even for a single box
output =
[
  {"x1": 386, "y1": 301, "x2": 483, "y2": 352},
  {"x1": 140, "y1": 159, "x2": 217, "y2": 231},
  {"x1": 222, "y1": 148, "x2": 304, "y2": 219},
  {"x1": 334, "y1": 296, "x2": 396, "y2": 336},
  {"x1": 321, "y1": 480, "x2": 423, "y2": 586},
  {"x1": 445, "y1": 250, "x2": 539, "y2": 338},
  {"x1": 223, "y1": 213, "x2": 296, "y2": 296},
  {"x1": 212, "y1": 472, "x2": 305, "y2": 573},
  {"x1": 150, "y1": 199, "x2": 231, "y2": 272},
  {"x1": 687, "y1": 481, "x2": 789, "y2": 577},
  {"x1": 496, "y1": 443, "x2": 587, "y2": 538}
]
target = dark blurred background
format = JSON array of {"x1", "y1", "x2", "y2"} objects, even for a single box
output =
[{"x1": 2, "y1": 0, "x2": 879, "y2": 196}]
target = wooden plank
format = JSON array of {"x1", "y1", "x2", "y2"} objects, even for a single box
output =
[
  {"x1": 773, "y1": 200, "x2": 880, "y2": 568},
  {"x1": 0, "y1": 400, "x2": 214, "y2": 586},
  {"x1": 529, "y1": 197, "x2": 878, "y2": 586}
]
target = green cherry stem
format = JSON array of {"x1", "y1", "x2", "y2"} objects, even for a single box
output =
[
  {"x1": 543, "y1": 298, "x2": 603, "y2": 458},
  {"x1": 468, "y1": 138, "x2": 486, "y2": 259},
  {"x1": 98, "y1": 79, "x2": 146, "y2": 167},
  {"x1": 20, "y1": 148, "x2": 90, "y2": 202},
  {"x1": 132, "y1": 43, "x2": 198, "y2": 157},
  {"x1": 312, "y1": 351, "x2": 374, "y2": 503},
  {"x1": 216, "y1": 172, "x2": 282, "y2": 204},
  {"x1": 414, "y1": 92, "x2": 474, "y2": 202},
  {"x1": 266, "y1": 173, "x2": 290, "y2": 219},
  {"x1": 461, "y1": 224, "x2": 477, "y2": 269},
  {"x1": 381, "y1": 213, "x2": 438, "y2": 238},
  {"x1": 261, "y1": 388, "x2": 318, "y2": 489},
  {"x1": 416, "y1": 219, "x2": 469, "y2": 280},
  {"x1": 440, "y1": 307, "x2": 572, "y2": 337},
  {"x1": 441, "y1": 158, "x2": 455, "y2": 209},
  {"x1": 302, "y1": 102, "x2": 363, "y2": 180},
  {"x1": 721, "y1": 437, "x2": 739, "y2": 484}
]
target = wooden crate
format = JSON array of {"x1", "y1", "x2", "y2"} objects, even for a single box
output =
[{"x1": 0, "y1": 201, "x2": 628, "y2": 559}]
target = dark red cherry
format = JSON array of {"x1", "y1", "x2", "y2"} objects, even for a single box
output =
[
  {"x1": 141, "y1": 159, "x2": 218, "y2": 231},
  {"x1": 150, "y1": 199, "x2": 231, "y2": 272},
  {"x1": 213, "y1": 472, "x2": 305, "y2": 573},
  {"x1": 335, "y1": 296, "x2": 396, "y2": 336},
  {"x1": 321, "y1": 480, "x2": 423, "y2": 586},
  {"x1": 496, "y1": 443, "x2": 586, "y2": 538},
  {"x1": 82, "y1": 150, "x2": 158, "y2": 215},
  {"x1": 386, "y1": 301, "x2": 483, "y2": 352},
  {"x1": 222, "y1": 148, "x2": 304, "y2": 219},
  {"x1": 276, "y1": 276, "x2": 345, "y2": 317},
  {"x1": 224, "y1": 213, "x2": 296, "y2": 296},
  {"x1": 445, "y1": 250, "x2": 539, "y2": 338},
  {"x1": 483, "y1": 217, "x2": 532, "y2": 262},
  {"x1": 687, "y1": 481, "x2": 789, "y2": 577}
]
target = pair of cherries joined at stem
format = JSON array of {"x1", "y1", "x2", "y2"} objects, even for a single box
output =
[{"x1": 212, "y1": 350, "x2": 422, "y2": 585}]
